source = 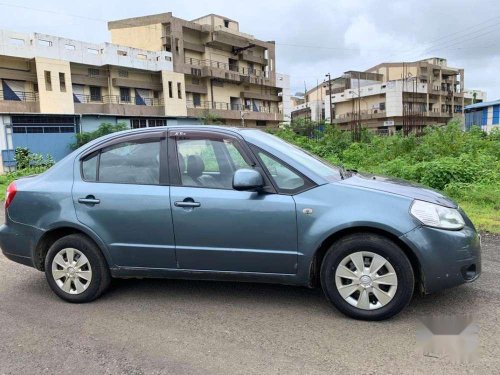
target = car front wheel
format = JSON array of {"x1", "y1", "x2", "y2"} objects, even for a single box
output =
[
  {"x1": 44, "y1": 234, "x2": 111, "y2": 303},
  {"x1": 320, "y1": 233, "x2": 414, "y2": 321}
]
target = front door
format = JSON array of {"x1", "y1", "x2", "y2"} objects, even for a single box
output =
[
  {"x1": 72, "y1": 134, "x2": 176, "y2": 269},
  {"x1": 169, "y1": 130, "x2": 298, "y2": 274}
]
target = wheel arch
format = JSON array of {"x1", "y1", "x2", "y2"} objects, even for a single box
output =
[
  {"x1": 309, "y1": 226, "x2": 422, "y2": 291},
  {"x1": 33, "y1": 224, "x2": 113, "y2": 271}
]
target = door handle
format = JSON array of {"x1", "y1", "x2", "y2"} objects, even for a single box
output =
[
  {"x1": 78, "y1": 196, "x2": 100, "y2": 205},
  {"x1": 174, "y1": 199, "x2": 201, "y2": 208}
]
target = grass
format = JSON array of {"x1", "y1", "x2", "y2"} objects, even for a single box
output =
[{"x1": 458, "y1": 201, "x2": 500, "y2": 233}]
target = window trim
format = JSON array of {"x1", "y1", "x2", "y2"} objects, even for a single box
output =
[
  {"x1": 167, "y1": 129, "x2": 275, "y2": 193},
  {"x1": 249, "y1": 145, "x2": 316, "y2": 195},
  {"x1": 79, "y1": 133, "x2": 168, "y2": 186}
]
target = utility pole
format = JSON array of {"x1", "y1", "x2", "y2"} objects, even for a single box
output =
[{"x1": 325, "y1": 73, "x2": 333, "y2": 126}]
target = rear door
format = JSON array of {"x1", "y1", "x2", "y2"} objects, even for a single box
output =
[
  {"x1": 72, "y1": 132, "x2": 176, "y2": 269},
  {"x1": 168, "y1": 129, "x2": 299, "y2": 274}
]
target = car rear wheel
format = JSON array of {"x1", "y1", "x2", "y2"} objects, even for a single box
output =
[
  {"x1": 320, "y1": 233, "x2": 414, "y2": 321},
  {"x1": 44, "y1": 234, "x2": 111, "y2": 303}
]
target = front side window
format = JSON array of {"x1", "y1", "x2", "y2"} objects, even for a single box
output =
[
  {"x1": 81, "y1": 139, "x2": 160, "y2": 185},
  {"x1": 175, "y1": 136, "x2": 251, "y2": 189},
  {"x1": 243, "y1": 130, "x2": 342, "y2": 182},
  {"x1": 256, "y1": 150, "x2": 308, "y2": 193}
]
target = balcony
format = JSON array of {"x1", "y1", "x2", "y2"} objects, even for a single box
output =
[
  {"x1": 186, "y1": 100, "x2": 282, "y2": 122},
  {"x1": 184, "y1": 57, "x2": 273, "y2": 85},
  {"x1": 0, "y1": 90, "x2": 39, "y2": 113},
  {"x1": 333, "y1": 109, "x2": 387, "y2": 124},
  {"x1": 242, "y1": 90, "x2": 281, "y2": 102},
  {"x1": 239, "y1": 50, "x2": 267, "y2": 66},
  {"x1": 73, "y1": 94, "x2": 165, "y2": 116},
  {"x1": 427, "y1": 108, "x2": 453, "y2": 118}
]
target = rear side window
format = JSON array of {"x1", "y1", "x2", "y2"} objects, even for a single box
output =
[
  {"x1": 82, "y1": 152, "x2": 98, "y2": 182},
  {"x1": 81, "y1": 139, "x2": 161, "y2": 185}
]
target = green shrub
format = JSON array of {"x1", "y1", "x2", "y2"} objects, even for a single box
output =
[
  {"x1": 71, "y1": 122, "x2": 128, "y2": 150},
  {"x1": 272, "y1": 120, "x2": 500, "y2": 232}
]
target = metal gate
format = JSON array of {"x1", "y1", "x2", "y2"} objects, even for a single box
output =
[{"x1": 11, "y1": 115, "x2": 77, "y2": 161}]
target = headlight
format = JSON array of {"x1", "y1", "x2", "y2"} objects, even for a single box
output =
[{"x1": 410, "y1": 200, "x2": 465, "y2": 230}]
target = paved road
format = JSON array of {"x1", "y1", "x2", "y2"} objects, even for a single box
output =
[{"x1": 0, "y1": 208, "x2": 499, "y2": 374}]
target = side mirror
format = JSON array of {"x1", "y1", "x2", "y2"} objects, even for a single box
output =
[{"x1": 232, "y1": 168, "x2": 264, "y2": 191}]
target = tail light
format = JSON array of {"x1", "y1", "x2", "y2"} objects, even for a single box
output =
[{"x1": 5, "y1": 182, "x2": 17, "y2": 209}]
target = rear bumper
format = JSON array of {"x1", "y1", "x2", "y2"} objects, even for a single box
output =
[
  {"x1": 400, "y1": 225, "x2": 481, "y2": 294},
  {"x1": 0, "y1": 223, "x2": 36, "y2": 268}
]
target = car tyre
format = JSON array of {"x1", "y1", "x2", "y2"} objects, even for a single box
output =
[
  {"x1": 44, "y1": 234, "x2": 111, "y2": 303},
  {"x1": 320, "y1": 233, "x2": 414, "y2": 321}
]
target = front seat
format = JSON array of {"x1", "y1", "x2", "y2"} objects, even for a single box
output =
[
  {"x1": 178, "y1": 153, "x2": 197, "y2": 186},
  {"x1": 186, "y1": 155, "x2": 219, "y2": 188}
]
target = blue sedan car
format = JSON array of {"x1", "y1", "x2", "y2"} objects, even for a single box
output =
[{"x1": 0, "y1": 126, "x2": 481, "y2": 320}]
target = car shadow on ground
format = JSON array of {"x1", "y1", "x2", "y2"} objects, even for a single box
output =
[{"x1": 20, "y1": 269, "x2": 481, "y2": 321}]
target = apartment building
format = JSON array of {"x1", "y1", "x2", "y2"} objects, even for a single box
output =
[
  {"x1": 0, "y1": 29, "x2": 190, "y2": 170},
  {"x1": 306, "y1": 58, "x2": 486, "y2": 133},
  {"x1": 108, "y1": 12, "x2": 290, "y2": 127}
]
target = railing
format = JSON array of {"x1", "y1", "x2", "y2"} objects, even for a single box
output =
[
  {"x1": 336, "y1": 109, "x2": 387, "y2": 120},
  {"x1": 0, "y1": 90, "x2": 38, "y2": 102},
  {"x1": 73, "y1": 94, "x2": 164, "y2": 106},
  {"x1": 186, "y1": 100, "x2": 280, "y2": 114},
  {"x1": 184, "y1": 57, "x2": 270, "y2": 78}
]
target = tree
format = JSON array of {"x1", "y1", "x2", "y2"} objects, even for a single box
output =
[
  {"x1": 71, "y1": 122, "x2": 128, "y2": 150},
  {"x1": 290, "y1": 118, "x2": 326, "y2": 138},
  {"x1": 198, "y1": 110, "x2": 223, "y2": 125}
]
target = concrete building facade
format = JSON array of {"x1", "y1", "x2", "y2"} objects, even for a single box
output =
[
  {"x1": 0, "y1": 29, "x2": 189, "y2": 171},
  {"x1": 293, "y1": 58, "x2": 486, "y2": 134},
  {"x1": 108, "y1": 12, "x2": 288, "y2": 127}
]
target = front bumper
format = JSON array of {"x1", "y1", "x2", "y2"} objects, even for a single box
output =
[{"x1": 400, "y1": 224, "x2": 481, "y2": 294}]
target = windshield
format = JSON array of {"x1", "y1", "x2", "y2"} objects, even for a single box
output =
[{"x1": 243, "y1": 130, "x2": 342, "y2": 182}]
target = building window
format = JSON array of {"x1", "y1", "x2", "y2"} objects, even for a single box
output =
[
  {"x1": 38, "y1": 39, "x2": 52, "y2": 47},
  {"x1": 191, "y1": 68, "x2": 201, "y2": 76},
  {"x1": 191, "y1": 77, "x2": 200, "y2": 85},
  {"x1": 223, "y1": 20, "x2": 230, "y2": 28},
  {"x1": 120, "y1": 87, "x2": 131, "y2": 103},
  {"x1": 212, "y1": 80, "x2": 224, "y2": 87},
  {"x1": 44, "y1": 71, "x2": 52, "y2": 91},
  {"x1": 256, "y1": 121, "x2": 267, "y2": 127},
  {"x1": 59, "y1": 73, "x2": 66, "y2": 92},
  {"x1": 168, "y1": 81, "x2": 173, "y2": 98},
  {"x1": 90, "y1": 86, "x2": 102, "y2": 102},
  {"x1": 379, "y1": 102, "x2": 386, "y2": 111},
  {"x1": 88, "y1": 68, "x2": 100, "y2": 77},
  {"x1": 118, "y1": 69, "x2": 129, "y2": 78},
  {"x1": 148, "y1": 119, "x2": 166, "y2": 127},
  {"x1": 131, "y1": 119, "x2": 147, "y2": 129},
  {"x1": 177, "y1": 82, "x2": 182, "y2": 99}
]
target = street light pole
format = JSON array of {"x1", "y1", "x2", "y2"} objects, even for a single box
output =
[{"x1": 325, "y1": 73, "x2": 333, "y2": 126}]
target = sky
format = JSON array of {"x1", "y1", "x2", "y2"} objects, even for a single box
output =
[{"x1": 1, "y1": 0, "x2": 499, "y2": 99}]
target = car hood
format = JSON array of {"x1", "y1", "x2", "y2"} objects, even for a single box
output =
[{"x1": 339, "y1": 173, "x2": 457, "y2": 208}]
